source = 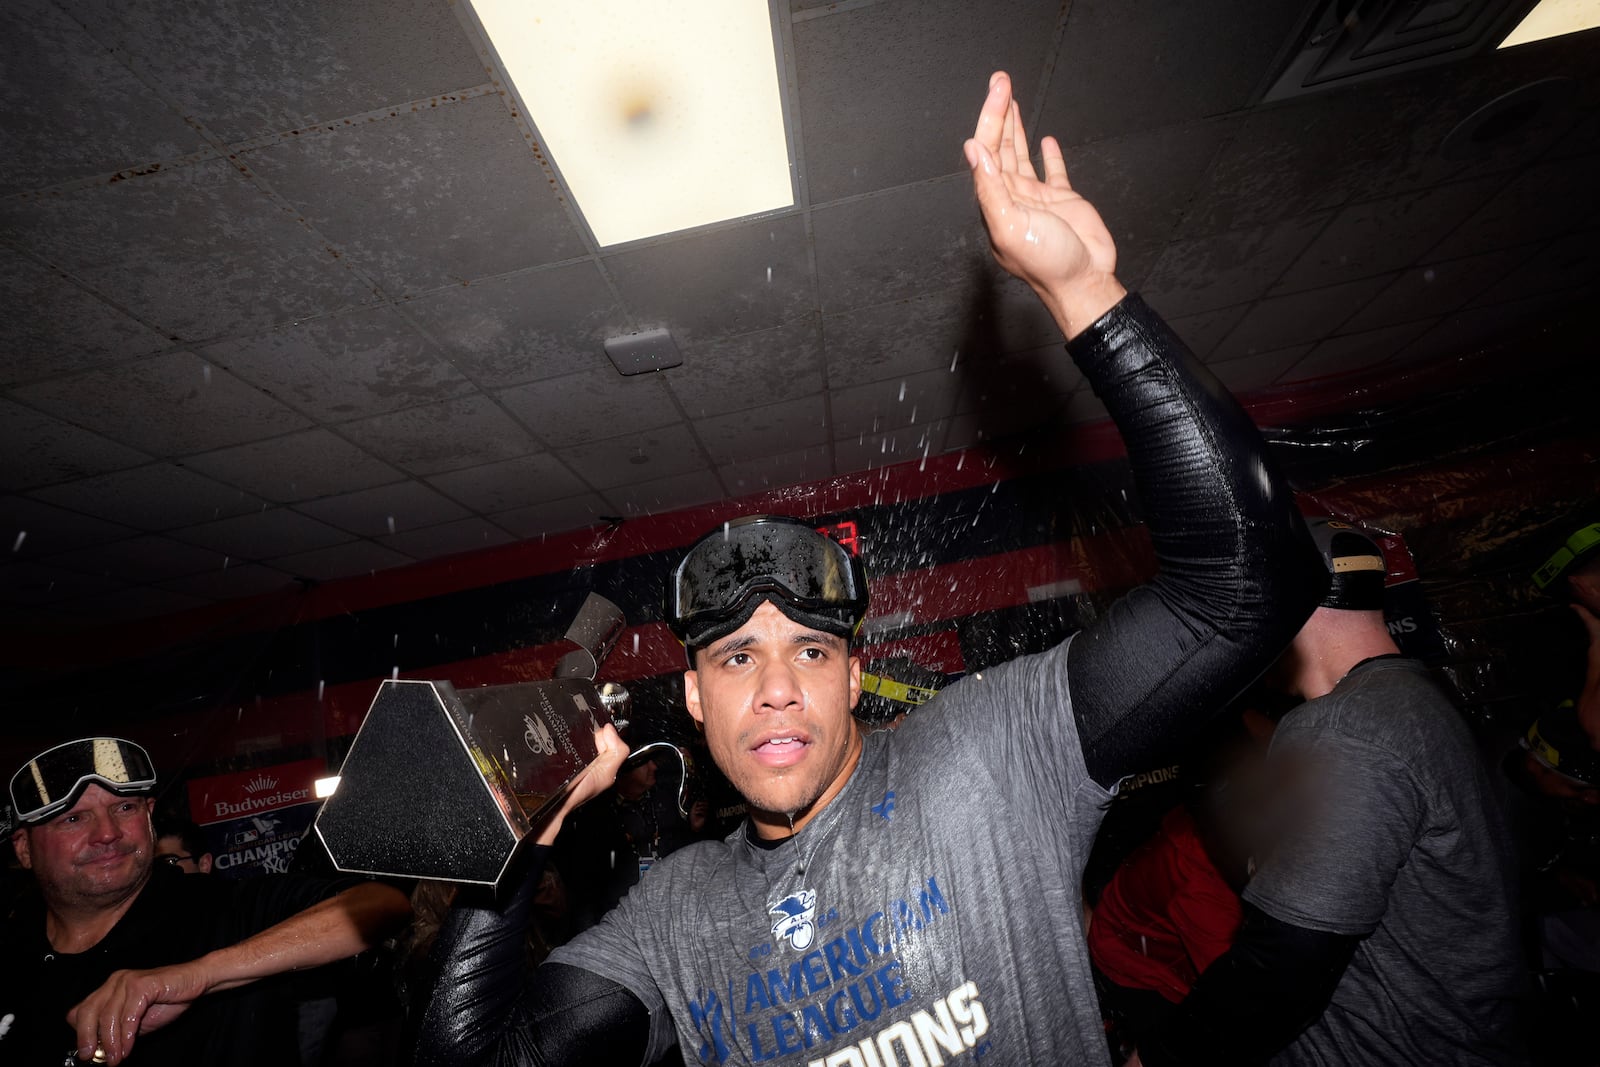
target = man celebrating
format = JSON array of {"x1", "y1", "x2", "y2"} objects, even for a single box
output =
[
  {"x1": 412, "y1": 71, "x2": 1325, "y2": 1066},
  {"x1": 1, "y1": 736, "x2": 412, "y2": 1065}
]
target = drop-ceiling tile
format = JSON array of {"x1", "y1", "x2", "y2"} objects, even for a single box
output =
[
  {"x1": 28, "y1": 464, "x2": 262, "y2": 530},
  {"x1": 491, "y1": 493, "x2": 612, "y2": 540},
  {"x1": 989, "y1": 277, "x2": 1071, "y2": 354},
  {"x1": 1, "y1": 496, "x2": 137, "y2": 559},
  {"x1": 957, "y1": 342, "x2": 1080, "y2": 418},
  {"x1": 294, "y1": 481, "x2": 470, "y2": 537},
  {"x1": 159, "y1": 562, "x2": 296, "y2": 601},
  {"x1": 1165, "y1": 305, "x2": 1251, "y2": 359},
  {"x1": 823, "y1": 289, "x2": 969, "y2": 389},
  {"x1": 72, "y1": 586, "x2": 212, "y2": 623},
  {"x1": 404, "y1": 262, "x2": 622, "y2": 389},
  {"x1": 0, "y1": 401, "x2": 150, "y2": 491},
  {"x1": 719, "y1": 446, "x2": 834, "y2": 498},
  {"x1": 668, "y1": 318, "x2": 825, "y2": 419},
  {"x1": 1491, "y1": 227, "x2": 1600, "y2": 303},
  {"x1": 12, "y1": 351, "x2": 311, "y2": 457},
  {"x1": 555, "y1": 423, "x2": 707, "y2": 491},
  {"x1": 245, "y1": 94, "x2": 585, "y2": 294},
  {"x1": 0, "y1": 0, "x2": 207, "y2": 192},
  {"x1": 78, "y1": 0, "x2": 486, "y2": 144},
  {"x1": 268, "y1": 540, "x2": 414, "y2": 582},
  {"x1": 1142, "y1": 214, "x2": 1331, "y2": 319},
  {"x1": 379, "y1": 517, "x2": 515, "y2": 560},
  {"x1": 833, "y1": 422, "x2": 950, "y2": 475},
  {"x1": 336, "y1": 394, "x2": 541, "y2": 475},
  {"x1": 831, "y1": 370, "x2": 963, "y2": 439},
  {"x1": 43, "y1": 534, "x2": 220, "y2": 583},
  {"x1": 1275, "y1": 177, "x2": 1503, "y2": 293},
  {"x1": 0, "y1": 158, "x2": 372, "y2": 341},
  {"x1": 695, "y1": 396, "x2": 829, "y2": 466},
  {"x1": 181, "y1": 429, "x2": 403, "y2": 503},
  {"x1": 427, "y1": 454, "x2": 589, "y2": 513},
  {"x1": 602, "y1": 216, "x2": 813, "y2": 347},
  {"x1": 1286, "y1": 322, "x2": 1431, "y2": 383},
  {"x1": 1042, "y1": 0, "x2": 1305, "y2": 146},
  {"x1": 1205, "y1": 345, "x2": 1315, "y2": 395},
  {"x1": 603, "y1": 471, "x2": 726, "y2": 519},
  {"x1": 496, "y1": 368, "x2": 681, "y2": 448},
  {"x1": 1340, "y1": 251, "x2": 1514, "y2": 333},
  {"x1": 1428, "y1": 153, "x2": 1600, "y2": 261},
  {"x1": 812, "y1": 176, "x2": 989, "y2": 314},
  {"x1": 0, "y1": 560, "x2": 128, "y2": 606},
  {"x1": 171, "y1": 507, "x2": 353, "y2": 560},
  {"x1": 1213, "y1": 275, "x2": 1393, "y2": 359},
  {"x1": 794, "y1": 0, "x2": 1058, "y2": 202},
  {"x1": 0, "y1": 250, "x2": 171, "y2": 384},
  {"x1": 200, "y1": 303, "x2": 474, "y2": 422}
]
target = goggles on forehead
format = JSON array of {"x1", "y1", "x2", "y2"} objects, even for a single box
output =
[
  {"x1": 667, "y1": 515, "x2": 869, "y2": 651},
  {"x1": 8, "y1": 737, "x2": 157, "y2": 826}
]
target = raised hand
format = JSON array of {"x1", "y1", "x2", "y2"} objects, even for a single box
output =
[{"x1": 964, "y1": 71, "x2": 1125, "y2": 339}]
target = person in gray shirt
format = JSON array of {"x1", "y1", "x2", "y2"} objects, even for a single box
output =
[
  {"x1": 1136, "y1": 519, "x2": 1527, "y2": 1066},
  {"x1": 411, "y1": 72, "x2": 1327, "y2": 1067}
]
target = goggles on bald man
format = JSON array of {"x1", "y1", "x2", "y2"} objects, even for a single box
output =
[{"x1": 8, "y1": 737, "x2": 157, "y2": 826}]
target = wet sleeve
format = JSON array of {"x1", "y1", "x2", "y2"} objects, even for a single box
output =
[
  {"x1": 1062, "y1": 295, "x2": 1326, "y2": 787},
  {"x1": 409, "y1": 846, "x2": 653, "y2": 1067},
  {"x1": 1137, "y1": 902, "x2": 1361, "y2": 1067}
]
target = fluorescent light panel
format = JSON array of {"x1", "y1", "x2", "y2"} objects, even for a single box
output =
[
  {"x1": 1499, "y1": 0, "x2": 1600, "y2": 47},
  {"x1": 470, "y1": 0, "x2": 794, "y2": 246}
]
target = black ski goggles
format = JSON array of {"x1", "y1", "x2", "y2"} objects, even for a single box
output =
[
  {"x1": 8, "y1": 737, "x2": 157, "y2": 826},
  {"x1": 667, "y1": 516, "x2": 869, "y2": 651}
]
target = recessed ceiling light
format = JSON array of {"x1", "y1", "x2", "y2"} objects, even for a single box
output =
[
  {"x1": 466, "y1": 0, "x2": 794, "y2": 246},
  {"x1": 1499, "y1": 0, "x2": 1600, "y2": 48}
]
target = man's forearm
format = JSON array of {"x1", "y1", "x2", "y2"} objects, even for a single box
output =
[{"x1": 197, "y1": 881, "x2": 411, "y2": 993}]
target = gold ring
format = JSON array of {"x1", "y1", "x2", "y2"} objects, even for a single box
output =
[{"x1": 91, "y1": 1045, "x2": 108, "y2": 1064}]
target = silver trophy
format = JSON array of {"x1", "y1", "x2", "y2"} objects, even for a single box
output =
[{"x1": 314, "y1": 593, "x2": 678, "y2": 888}]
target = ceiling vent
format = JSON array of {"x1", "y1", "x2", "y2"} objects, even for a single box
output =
[{"x1": 1263, "y1": 0, "x2": 1539, "y2": 102}]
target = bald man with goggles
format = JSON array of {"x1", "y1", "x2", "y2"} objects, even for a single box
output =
[
  {"x1": 2, "y1": 736, "x2": 411, "y2": 1066},
  {"x1": 411, "y1": 72, "x2": 1327, "y2": 1067}
]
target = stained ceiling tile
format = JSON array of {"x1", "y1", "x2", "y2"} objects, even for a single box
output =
[
  {"x1": 336, "y1": 394, "x2": 542, "y2": 475},
  {"x1": 0, "y1": 0, "x2": 204, "y2": 193},
  {"x1": 405, "y1": 261, "x2": 622, "y2": 389},
  {"x1": 170, "y1": 507, "x2": 353, "y2": 560},
  {"x1": 556, "y1": 422, "x2": 708, "y2": 490},
  {"x1": 78, "y1": 0, "x2": 487, "y2": 144},
  {"x1": 833, "y1": 421, "x2": 949, "y2": 474},
  {"x1": 268, "y1": 539, "x2": 415, "y2": 582},
  {"x1": 603, "y1": 470, "x2": 726, "y2": 519},
  {"x1": 491, "y1": 493, "x2": 612, "y2": 540},
  {"x1": 245, "y1": 93, "x2": 585, "y2": 294},
  {"x1": 823, "y1": 287, "x2": 972, "y2": 390},
  {"x1": 694, "y1": 395, "x2": 829, "y2": 466},
  {"x1": 0, "y1": 159, "x2": 372, "y2": 340},
  {"x1": 812, "y1": 176, "x2": 989, "y2": 314},
  {"x1": 496, "y1": 367, "x2": 682, "y2": 449},
  {"x1": 427, "y1": 453, "x2": 589, "y2": 514},
  {"x1": 181, "y1": 429, "x2": 403, "y2": 503},
  {"x1": 201, "y1": 304, "x2": 475, "y2": 423},
  {"x1": 719, "y1": 446, "x2": 835, "y2": 498},
  {"x1": 1142, "y1": 214, "x2": 1331, "y2": 319},
  {"x1": 0, "y1": 249, "x2": 171, "y2": 384},
  {"x1": 28, "y1": 464, "x2": 263, "y2": 531},
  {"x1": 13, "y1": 351, "x2": 311, "y2": 457},
  {"x1": 293, "y1": 480, "x2": 470, "y2": 537},
  {"x1": 795, "y1": 0, "x2": 1058, "y2": 202},
  {"x1": 378, "y1": 517, "x2": 515, "y2": 559},
  {"x1": 831, "y1": 370, "x2": 963, "y2": 439},
  {"x1": 0, "y1": 401, "x2": 150, "y2": 491},
  {"x1": 602, "y1": 215, "x2": 813, "y2": 347},
  {"x1": 0, "y1": 496, "x2": 138, "y2": 559},
  {"x1": 667, "y1": 318, "x2": 825, "y2": 420}
]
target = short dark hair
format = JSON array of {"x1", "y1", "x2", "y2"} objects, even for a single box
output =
[{"x1": 153, "y1": 815, "x2": 208, "y2": 858}]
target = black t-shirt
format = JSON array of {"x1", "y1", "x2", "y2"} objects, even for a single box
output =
[{"x1": 0, "y1": 865, "x2": 356, "y2": 1066}]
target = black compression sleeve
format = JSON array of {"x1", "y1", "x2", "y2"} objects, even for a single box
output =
[
  {"x1": 1137, "y1": 903, "x2": 1361, "y2": 1067},
  {"x1": 1064, "y1": 295, "x2": 1326, "y2": 786},
  {"x1": 409, "y1": 846, "x2": 652, "y2": 1067}
]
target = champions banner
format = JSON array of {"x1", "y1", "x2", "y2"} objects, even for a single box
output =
[{"x1": 186, "y1": 758, "x2": 324, "y2": 878}]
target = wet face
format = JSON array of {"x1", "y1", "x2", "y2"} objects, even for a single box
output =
[
  {"x1": 11, "y1": 784, "x2": 155, "y2": 911},
  {"x1": 685, "y1": 601, "x2": 862, "y2": 839}
]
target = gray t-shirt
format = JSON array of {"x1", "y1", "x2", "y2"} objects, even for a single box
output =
[
  {"x1": 550, "y1": 639, "x2": 1115, "y2": 1066},
  {"x1": 1243, "y1": 657, "x2": 1526, "y2": 1066}
]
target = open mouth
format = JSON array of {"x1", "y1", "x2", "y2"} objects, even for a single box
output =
[{"x1": 753, "y1": 733, "x2": 810, "y2": 768}]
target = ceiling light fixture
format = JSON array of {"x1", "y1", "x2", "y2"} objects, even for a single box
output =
[
  {"x1": 466, "y1": 0, "x2": 795, "y2": 246},
  {"x1": 1498, "y1": 0, "x2": 1600, "y2": 47}
]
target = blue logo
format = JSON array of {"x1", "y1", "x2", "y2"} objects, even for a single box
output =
[
  {"x1": 871, "y1": 791, "x2": 896, "y2": 821},
  {"x1": 768, "y1": 889, "x2": 818, "y2": 950}
]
